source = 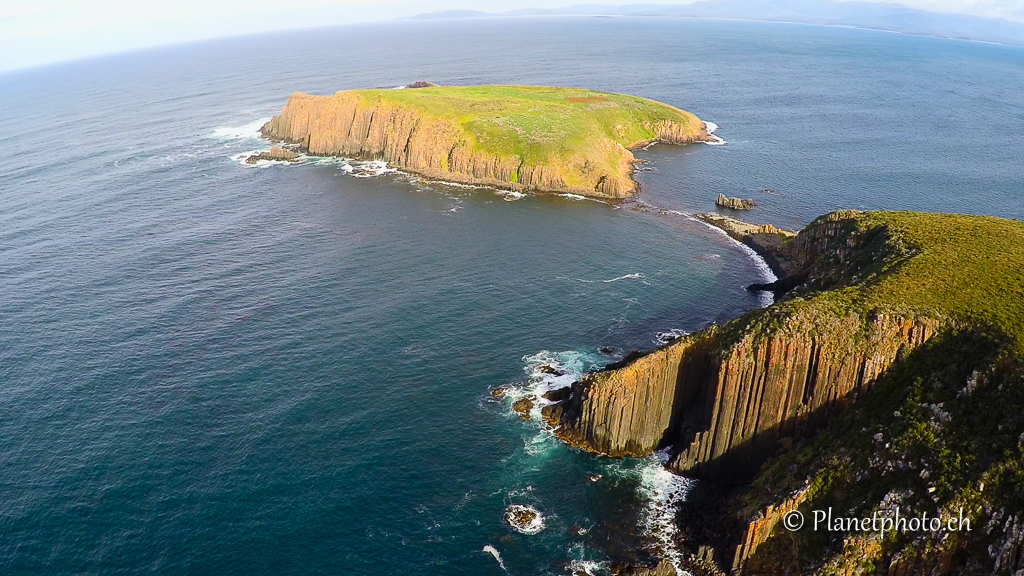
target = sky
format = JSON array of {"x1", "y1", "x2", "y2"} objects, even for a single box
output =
[{"x1": 3, "y1": 0, "x2": 1024, "y2": 73}]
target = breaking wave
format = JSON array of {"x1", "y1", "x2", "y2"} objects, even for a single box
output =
[
  {"x1": 702, "y1": 121, "x2": 726, "y2": 146},
  {"x1": 505, "y1": 504, "x2": 546, "y2": 535},
  {"x1": 496, "y1": 190, "x2": 528, "y2": 201},
  {"x1": 207, "y1": 118, "x2": 270, "y2": 141},
  {"x1": 654, "y1": 328, "x2": 688, "y2": 345},
  {"x1": 685, "y1": 214, "x2": 777, "y2": 308},
  {"x1": 483, "y1": 545, "x2": 507, "y2": 570},
  {"x1": 603, "y1": 273, "x2": 643, "y2": 283},
  {"x1": 604, "y1": 451, "x2": 693, "y2": 575}
]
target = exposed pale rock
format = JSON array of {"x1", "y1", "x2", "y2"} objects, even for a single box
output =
[
  {"x1": 695, "y1": 212, "x2": 797, "y2": 277},
  {"x1": 244, "y1": 146, "x2": 298, "y2": 164},
  {"x1": 512, "y1": 397, "x2": 534, "y2": 419},
  {"x1": 716, "y1": 193, "x2": 756, "y2": 210}
]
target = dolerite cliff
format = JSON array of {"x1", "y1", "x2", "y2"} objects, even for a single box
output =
[
  {"x1": 544, "y1": 210, "x2": 1024, "y2": 574},
  {"x1": 547, "y1": 211, "x2": 942, "y2": 481},
  {"x1": 259, "y1": 85, "x2": 710, "y2": 198}
]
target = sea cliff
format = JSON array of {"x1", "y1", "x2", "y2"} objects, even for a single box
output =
[
  {"x1": 548, "y1": 212, "x2": 941, "y2": 481},
  {"x1": 544, "y1": 210, "x2": 1024, "y2": 574},
  {"x1": 259, "y1": 85, "x2": 710, "y2": 198}
]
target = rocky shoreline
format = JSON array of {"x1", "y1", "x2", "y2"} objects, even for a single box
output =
[
  {"x1": 257, "y1": 84, "x2": 713, "y2": 199},
  {"x1": 538, "y1": 210, "x2": 1024, "y2": 574}
]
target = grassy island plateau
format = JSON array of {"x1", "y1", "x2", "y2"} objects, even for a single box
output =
[
  {"x1": 259, "y1": 85, "x2": 712, "y2": 198},
  {"x1": 537, "y1": 210, "x2": 1024, "y2": 575}
]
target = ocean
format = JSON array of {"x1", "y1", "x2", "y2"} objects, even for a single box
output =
[{"x1": 1, "y1": 16, "x2": 1022, "y2": 576}]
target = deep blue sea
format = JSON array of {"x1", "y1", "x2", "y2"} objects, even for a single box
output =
[{"x1": 1, "y1": 16, "x2": 1022, "y2": 576}]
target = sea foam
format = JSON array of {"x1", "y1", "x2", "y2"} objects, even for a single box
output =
[
  {"x1": 636, "y1": 452, "x2": 694, "y2": 575},
  {"x1": 602, "y1": 273, "x2": 643, "y2": 283},
  {"x1": 483, "y1": 545, "x2": 507, "y2": 570},
  {"x1": 702, "y1": 121, "x2": 726, "y2": 146},
  {"x1": 686, "y1": 214, "x2": 777, "y2": 307},
  {"x1": 208, "y1": 118, "x2": 271, "y2": 141},
  {"x1": 505, "y1": 504, "x2": 546, "y2": 535}
]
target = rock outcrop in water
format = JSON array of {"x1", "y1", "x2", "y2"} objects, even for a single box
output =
[
  {"x1": 716, "y1": 194, "x2": 756, "y2": 210},
  {"x1": 258, "y1": 85, "x2": 710, "y2": 198},
  {"x1": 244, "y1": 146, "x2": 298, "y2": 164}
]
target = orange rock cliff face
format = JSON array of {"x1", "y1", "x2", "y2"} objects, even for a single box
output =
[
  {"x1": 544, "y1": 212, "x2": 943, "y2": 483},
  {"x1": 259, "y1": 90, "x2": 708, "y2": 198}
]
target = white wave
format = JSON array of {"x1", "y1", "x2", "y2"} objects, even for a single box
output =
[
  {"x1": 207, "y1": 118, "x2": 271, "y2": 141},
  {"x1": 603, "y1": 273, "x2": 643, "y2": 283},
  {"x1": 505, "y1": 504, "x2": 546, "y2": 535},
  {"x1": 496, "y1": 190, "x2": 527, "y2": 201},
  {"x1": 393, "y1": 85, "x2": 407, "y2": 90},
  {"x1": 559, "y1": 193, "x2": 587, "y2": 201},
  {"x1": 687, "y1": 215, "x2": 777, "y2": 308},
  {"x1": 501, "y1": 350, "x2": 600, "y2": 423},
  {"x1": 439, "y1": 181, "x2": 490, "y2": 190},
  {"x1": 701, "y1": 121, "x2": 726, "y2": 146},
  {"x1": 568, "y1": 559, "x2": 606, "y2": 576},
  {"x1": 230, "y1": 150, "x2": 303, "y2": 168},
  {"x1": 655, "y1": 329, "x2": 689, "y2": 345},
  {"x1": 307, "y1": 156, "x2": 355, "y2": 172},
  {"x1": 483, "y1": 545, "x2": 507, "y2": 571},
  {"x1": 605, "y1": 453, "x2": 693, "y2": 575},
  {"x1": 350, "y1": 160, "x2": 397, "y2": 177},
  {"x1": 637, "y1": 453, "x2": 693, "y2": 575}
]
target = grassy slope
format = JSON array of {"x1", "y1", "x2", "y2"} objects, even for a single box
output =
[
  {"x1": 740, "y1": 211, "x2": 1024, "y2": 354},
  {"x1": 737, "y1": 211, "x2": 1024, "y2": 574},
  {"x1": 348, "y1": 85, "x2": 704, "y2": 185},
  {"x1": 859, "y1": 212, "x2": 1024, "y2": 351}
]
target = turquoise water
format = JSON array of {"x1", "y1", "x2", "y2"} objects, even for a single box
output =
[{"x1": 1, "y1": 16, "x2": 1022, "y2": 576}]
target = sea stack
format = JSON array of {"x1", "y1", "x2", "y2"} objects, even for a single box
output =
[{"x1": 716, "y1": 193, "x2": 756, "y2": 210}]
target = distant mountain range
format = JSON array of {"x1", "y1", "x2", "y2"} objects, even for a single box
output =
[{"x1": 410, "y1": 0, "x2": 1024, "y2": 47}]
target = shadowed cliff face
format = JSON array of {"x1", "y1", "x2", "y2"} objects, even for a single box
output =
[
  {"x1": 553, "y1": 308, "x2": 938, "y2": 482},
  {"x1": 546, "y1": 210, "x2": 1024, "y2": 573},
  {"x1": 549, "y1": 211, "x2": 943, "y2": 483},
  {"x1": 259, "y1": 88, "x2": 708, "y2": 198}
]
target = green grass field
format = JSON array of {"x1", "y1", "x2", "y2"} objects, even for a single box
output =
[
  {"x1": 782, "y1": 211, "x2": 1024, "y2": 354},
  {"x1": 348, "y1": 84, "x2": 705, "y2": 170}
]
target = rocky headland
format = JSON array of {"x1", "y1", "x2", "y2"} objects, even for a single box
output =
[
  {"x1": 259, "y1": 84, "x2": 712, "y2": 198},
  {"x1": 542, "y1": 210, "x2": 1024, "y2": 574}
]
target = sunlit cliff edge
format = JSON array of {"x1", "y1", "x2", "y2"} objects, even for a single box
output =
[
  {"x1": 542, "y1": 210, "x2": 1024, "y2": 574},
  {"x1": 259, "y1": 85, "x2": 710, "y2": 198}
]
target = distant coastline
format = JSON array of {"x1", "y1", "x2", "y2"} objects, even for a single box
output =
[{"x1": 408, "y1": 3, "x2": 1024, "y2": 50}]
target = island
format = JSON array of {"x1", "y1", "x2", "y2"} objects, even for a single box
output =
[
  {"x1": 258, "y1": 84, "x2": 712, "y2": 198},
  {"x1": 535, "y1": 210, "x2": 1024, "y2": 575}
]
